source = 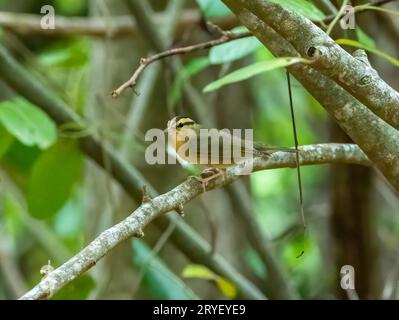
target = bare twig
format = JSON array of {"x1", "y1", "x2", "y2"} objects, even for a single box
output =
[
  {"x1": 19, "y1": 143, "x2": 370, "y2": 300},
  {"x1": 124, "y1": 0, "x2": 213, "y2": 126},
  {"x1": 322, "y1": 0, "x2": 396, "y2": 24},
  {"x1": 111, "y1": 31, "x2": 249, "y2": 97},
  {"x1": 326, "y1": 0, "x2": 349, "y2": 35},
  {"x1": 120, "y1": 0, "x2": 184, "y2": 155}
]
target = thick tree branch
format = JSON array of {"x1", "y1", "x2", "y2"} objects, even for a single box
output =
[
  {"x1": 237, "y1": 0, "x2": 399, "y2": 131},
  {"x1": 222, "y1": 1, "x2": 399, "y2": 193},
  {"x1": 20, "y1": 143, "x2": 369, "y2": 300}
]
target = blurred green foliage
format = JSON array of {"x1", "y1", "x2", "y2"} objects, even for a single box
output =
[
  {"x1": 27, "y1": 140, "x2": 83, "y2": 220},
  {"x1": 0, "y1": 0, "x2": 397, "y2": 301},
  {"x1": 132, "y1": 240, "x2": 198, "y2": 300},
  {"x1": 195, "y1": 0, "x2": 231, "y2": 17},
  {"x1": 0, "y1": 98, "x2": 57, "y2": 149},
  {"x1": 51, "y1": 274, "x2": 95, "y2": 300},
  {"x1": 182, "y1": 264, "x2": 237, "y2": 299}
]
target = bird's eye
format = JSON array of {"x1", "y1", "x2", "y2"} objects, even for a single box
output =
[{"x1": 177, "y1": 123, "x2": 184, "y2": 128}]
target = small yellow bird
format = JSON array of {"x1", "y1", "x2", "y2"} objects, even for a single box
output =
[{"x1": 165, "y1": 115, "x2": 296, "y2": 190}]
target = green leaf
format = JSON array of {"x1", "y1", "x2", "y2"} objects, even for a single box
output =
[
  {"x1": 336, "y1": 39, "x2": 399, "y2": 67},
  {"x1": 356, "y1": 29, "x2": 376, "y2": 49},
  {"x1": 54, "y1": 0, "x2": 87, "y2": 15},
  {"x1": 0, "y1": 98, "x2": 57, "y2": 149},
  {"x1": 244, "y1": 248, "x2": 267, "y2": 279},
  {"x1": 182, "y1": 264, "x2": 215, "y2": 281},
  {"x1": 0, "y1": 124, "x2": 14, "y2": 158},
  {"x1": 27, "y1": 141, "x2": 83, "y2": 220},
  {"x1": 53, "y1": 195, "x2": 84, "y2": 239},
  {"x1": 209, "y1": 35, "x2": 263, "y2": 64},
  {"x1": 51, "y1": 275, "x2": 95, "y2": 300},
  {"x1": 39, "y1": 39, "x2": 88, "y2": 69},
  {"x1": 269, "y1": 0, "x2": 325, "y2": 20},
  {"x1": 209, "y1": 26, "x2": 263, "y2": 65},
  {"x1": 182, "y1": 264, "x2": 237, "y2": 299},
  {"x1": 169, "y1": 57, "x2": 211, "y2": 106},
  {"x1": 195, "y1": 0, "x2": 231, "y2": 17},
  {"x1": 215, "y1": 277, "x2": 237, "y2": 299},
  {"x1": 132, "y1": 240, "x2": 198, "y2": 300},
  {"x1": 281, "y1": 234, "x2": 322, "y2": 294},
  {"x1": 204, "y1": 57, "x2": 309, "y2": 92},
  {"x1": 3, "y1": 141, "x2": 41, "y2": 172}
]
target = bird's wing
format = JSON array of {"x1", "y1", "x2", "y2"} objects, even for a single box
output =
[{"x1": 183, "y1": 129, "x2": 297, "y2": 166}]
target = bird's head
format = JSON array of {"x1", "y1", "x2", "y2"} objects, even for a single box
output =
[{"x1": 165, "y1": 115, "x2": 197, "y2": 134}]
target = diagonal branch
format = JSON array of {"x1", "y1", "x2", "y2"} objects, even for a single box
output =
[
  {"x1": 0, "y1": 43, "x2": 264, "y2": 300},
  {"x1": 122, "y1": 1, "x2": 299, "y2": 300},
  {"x1": 19, "y1": 143, "x2": 370, "y2": 300}
]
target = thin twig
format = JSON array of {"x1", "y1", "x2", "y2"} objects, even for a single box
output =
[
  {"x1": 120, "y1": 0, "x2": 184, "y2": 156},
  {"x1": 326, "y1": 0, "x2": 349, "y2": 35},
  {"x1": 323, "y1": 0, "x2": 397, "y2": 23},
  {"x1": 111, "y1": 32, "x2": 250, "y2": 97},
  {"x1": 122, "y1": 0, "x2": 215, "y2": 126},
  {"x1": 286, "y1": 71, "x2": 305, "y2": 228}
]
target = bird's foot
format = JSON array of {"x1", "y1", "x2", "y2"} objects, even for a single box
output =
[{"x1": 190, "y1": 168, "x2": 224, "y2": 193}]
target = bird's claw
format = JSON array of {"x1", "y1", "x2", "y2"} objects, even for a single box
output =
[{"x1": 189, "y1": 168, "x2": 224, "y2": 193}]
